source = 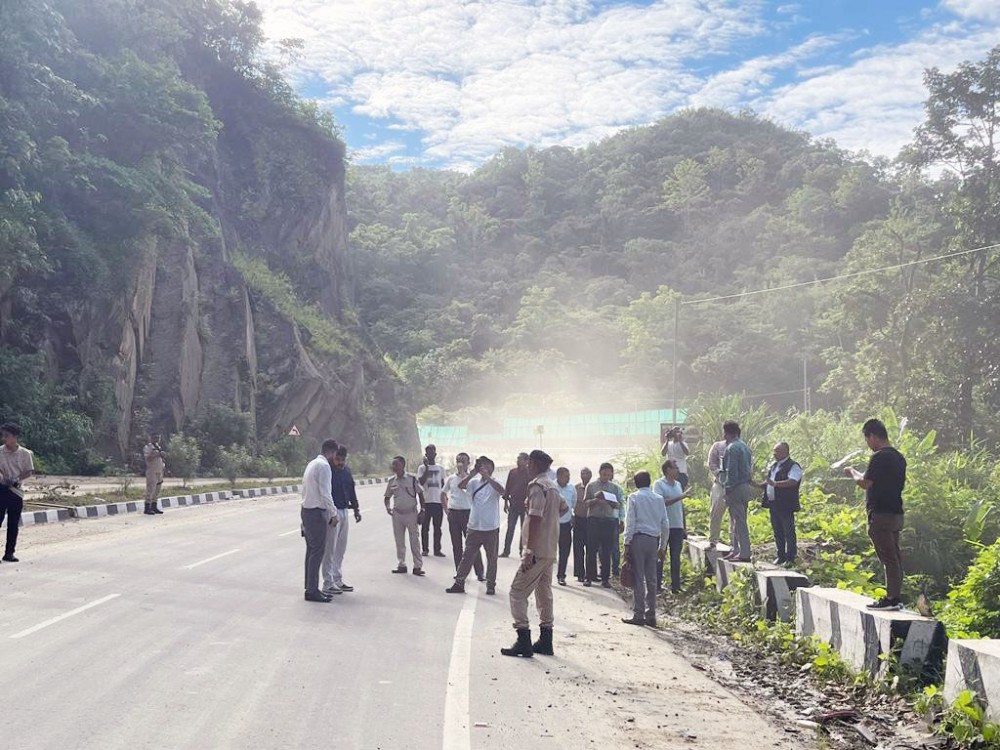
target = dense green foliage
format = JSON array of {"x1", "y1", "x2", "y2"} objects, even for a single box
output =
[{"x1": 348, "y1": 47, "x2": 1000, "y2": 450}]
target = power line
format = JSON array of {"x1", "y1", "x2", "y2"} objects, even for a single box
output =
[{"x1": 681, "y1": 241, "x2": 1000, "y2": 306}]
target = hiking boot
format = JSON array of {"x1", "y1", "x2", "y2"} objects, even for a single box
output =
[
  {"x1": 532, "y1": 626, "x2": 554, "y2": 655},
  {"x1": 500, "y1": 628, "x2": 533, "y2": 658}
]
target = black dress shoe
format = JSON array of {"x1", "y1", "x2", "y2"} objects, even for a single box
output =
[
  {"x1": 622, "y1": 616, "x2": 646, "y2": 626},
  {"x1": 601, "y1": 580, "x2": 612, "y2": 589},
  {"x1": 486, "y1": 585, "x2": 496, "y2": 595},
  {"x1": 434, "y1": 551, "x2": 446, "y2": 557},
  {"x1": 304, "y1": 592, "x2": 331, "y2": 603},
  {"x1": 412, "y1": 568, "x2": 426, "y2": 576},
  {"x1": 445, "y1": 583, "x2": 466, "y2": 594},
  {"x1": 391, "y1": 565, "x2": 408, "y2": 574},
  {"x1": 645, "y1": 616, "x2": 657, "y2": 627},
  {"x1": 557, "y1": 577, "x2": 567, "y2": 586},
  {"x1": 477, "y1": 576, "x2": 486, "y2": 582},
  {"x1": 583, "y1": 580, "x2": 592, "y2": 587},
  {"x1": 499, "y1": 551, "x2": 511, "y2": 558},
  {"x1": 421, "y1": 550, "x2": 430, "y2": 556},
  {"x1": 2, "y1": 554, "x2": 18, "y2": 563}
]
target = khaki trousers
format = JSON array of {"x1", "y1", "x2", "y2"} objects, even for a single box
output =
[
  {"x1": 509, "y1": 556, "x2": 556, "y2": 629},
  {"x1": 708, "y1": 480, "x2": 727, "y2": 544},
  {"x1": 145, "y1": 470, "x2": 163, "y2": 502},
  {"x1": 392, "y1": 510, "x2": 423, "y2": 568}
]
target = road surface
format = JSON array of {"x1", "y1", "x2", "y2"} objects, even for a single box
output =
[{"x1": 2, "y1": 485, "x2": 801, "y2": 749}]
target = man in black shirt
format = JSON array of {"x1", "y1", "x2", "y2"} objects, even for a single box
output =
[{"x1": 845, "y1": 418, "x2": 907, "y2": 611}]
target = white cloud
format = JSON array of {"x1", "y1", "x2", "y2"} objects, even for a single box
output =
[
  {"x1": 752, "y1": 27, "x2": 1000, "y2": 156},
  {"x1": 350, "y1": 141, "x2": 408, "y2": 163},
  {"x1": 942, "y1": 0, "x2": 1000, "y2": 22},
  {"x1": 255, "y1": 0, "x2": 1000, "y2": 168}
]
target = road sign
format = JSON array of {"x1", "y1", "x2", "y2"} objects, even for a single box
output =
[{"x1": 288, "y1": 425, "x2": 301, "y2": 437}]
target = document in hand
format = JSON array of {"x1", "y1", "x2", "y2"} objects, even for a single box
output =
[{"x1": 601, "y1": 491, "x2": 619, "y2": 504}]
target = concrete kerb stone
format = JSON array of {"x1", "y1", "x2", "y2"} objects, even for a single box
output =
[
  {"x1": 755, "y1": 568, "x2": 811, "y2": 622},
  {"x1": 945, "y1": 639, "x2": 1000, "y2": 721},
  {"x1": 795, "y1": 586, "x2": 946, "y2": 683},
  {"x1": 28, "y1": 475, "x2": 386, "y2": 525},
  {"x1": 684, "y1": 535, "x2": 732, "y2": 576},
  {"x1": 19, "y1": 507, "x2": 75, "y2": 526},
  {"x1": 716, "y1": 557, "x2": 755, "y2": 593}
]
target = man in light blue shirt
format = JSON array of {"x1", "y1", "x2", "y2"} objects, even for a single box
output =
[
  {"x1": 721, "y1": 420, "x2": 754, "y2": 562},
  {"x1": 653, "y1": 459, "x2": 690, "y2": 593},
  {"x1": 556, "y1": 467, "x2": 576, "y2": 586},
  {"x1": 622, "y1": 471, "x2": 669, "y2": 626}
]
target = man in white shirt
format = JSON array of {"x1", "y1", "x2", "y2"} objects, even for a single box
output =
[
  {"x1": 447, "y1": 456, "x2": 504, "y2": 595},
  {"x1": 555, "y1": 466, "x2": 576, "y2": 586},
  {"x1": 443, "y1": 452, "x2": 483, "y2": 581},
  {"x1": 706, "y1": 435, "x2": 728, "y2": 548},
  {"x1": 0, "y1": 423, "x2": 34, "y2": 563},
  {"x1": 417, "y1": 444, "x2": 446, "y2": 557},
  {"x1": 300, "y1": 439, "x2": 340, "y2": 603},
  {"x1": 622, "y1": 471, "x2": 670, "y2": 626},
  {"x1": 660, "y1": 427, "x2": 690, "y2": 489}
]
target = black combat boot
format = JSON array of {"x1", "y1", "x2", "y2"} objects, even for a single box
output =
[
  {"x1": 151, "y1": 502, "x2": 163, "y2": 514},
  {"x1": 500, "y1": 628, "x2": 533, "y2": 658},
  {"x1": 532, "y1": 626, "x2": 554, "y2": 655},
  {"x1": 144, "y1": 503, "x2": 156, "y2": 515}
]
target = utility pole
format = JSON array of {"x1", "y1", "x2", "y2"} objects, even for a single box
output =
[
  {"x1": 802, "y1": 355, "x2": 810, "y2": 414},
  {"x1": 672, "y1": 297, "x2": 680, "y2": 425}
]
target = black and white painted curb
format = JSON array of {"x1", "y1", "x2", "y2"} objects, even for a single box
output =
[
  {"x1": 795, "y1": 586, "x2": 946, "y2": 683},
  {"x1": 755, "y1": 569, "x2": 810, "y2": 622},
  {"x1": 945, "y1": 639, "x2": 1000, "y2": 720},
  {"x1": 19, "y1": 507, "x2": 75, "y2": 526},
  {"x1": 23, "y1": 475, "x2": 392, "y2": 526}
]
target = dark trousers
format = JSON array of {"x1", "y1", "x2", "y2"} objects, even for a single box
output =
[
  {"x1": 456, "y1": 529, "x2": 498, "y2": 585},
  {"x1": 770, "y1": 506, "x2": 798, "y2": 561},
  {"x1": 557, "y1": 522, "x2": 572, "y2": 579},
  {"x1": 0, "y1": 488, "x2": 23, "y2": 557},
  {"x1": 421, "y1": 503, "x2": 444, "y2": 554},
  {"x1": 677, "y1": 472, "x2": 689, "y2": 490},
  {"x1": 502, "y1": 505, "x2": 526, "y2": 555},
  {"x1": 448, "y1": 508, "x2": 483, "y2": 577},
  {"x1": 657, "y1": 528, "x2": 685, "y2": 592},
  {"x1": 586, "y1": 517, "x2": 617, "y2": 582},
  {"x1": 612, "y1": 526, "x2": 621, "y2": 575},
  {"x1": 572, "y1": 517, "x2": 588, "y2": 578},
  {"x1": 301, "y1": 507, "x2": 327, "y2": 594},
  {"x1": 869, "y1": 512, "x2": 904, "y2": 599}
]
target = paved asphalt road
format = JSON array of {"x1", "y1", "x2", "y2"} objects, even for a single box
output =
[{"x1": 1, "y1": 486, "x2": 797, "y2": 750}]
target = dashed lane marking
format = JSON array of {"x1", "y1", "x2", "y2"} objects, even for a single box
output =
[
  {"x1": 10, "y1": 594, "x2": 121, "y2": 640},
  {"x1": 182, "y1": 548, "x2": 242, "y2": 570}
]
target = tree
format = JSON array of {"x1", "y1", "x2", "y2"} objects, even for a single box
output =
[{"x1": 216, "y1": 444, "x2": 251, "y2": 487}]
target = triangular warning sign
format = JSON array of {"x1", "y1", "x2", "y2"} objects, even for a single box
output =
[{"x1": 288, "y1": 425, "x2": 301, "y2": 436}]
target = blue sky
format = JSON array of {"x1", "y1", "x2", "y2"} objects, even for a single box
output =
[{"x1": 255, "y1": 0, "x2": 1000, "y2": 171}]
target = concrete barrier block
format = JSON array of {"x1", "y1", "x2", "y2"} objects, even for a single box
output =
[
  {"x1": 755, "y1": 569, "x2": 810, "y2": 622},
  {"x1": 685, "y1": 536, "x2": 732, "y2": 576},
  {"x1": 795, "y1": 587, "x2": 946, "y2": 682},
  {"x1": 20, "y1": 508, "x2": 74, "y2": 526},
  {"x1": 945, "y1": 640, "x2": 1000, "y2": 720},
  {"x1": 716, "y1": 557, "x2": 754, "y2": 593}
]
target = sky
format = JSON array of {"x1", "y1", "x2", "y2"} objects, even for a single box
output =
[{"x1": 255, "y1": 0, "x2": 1000, "y2": 171}]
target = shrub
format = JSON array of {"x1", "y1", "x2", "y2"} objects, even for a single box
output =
[
  {"x1": 216, "y1": 444, "x2": 252, "y2": 487},
  {"x1": 251, "y1": 455, "x2": 282, "y2": 482},
  {"x1": 939, "y1": 540, "x2": 1000, "y2": 638},
  {"x1": 165, "y1": 432, "x2": 201, "y2": 487}
]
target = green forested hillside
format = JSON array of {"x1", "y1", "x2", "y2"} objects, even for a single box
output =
[
  {"x1": 0, "y1": 0, "x2": 413, "y2": 473},
  {"x1": 348, "y1": 53, "x2": 1000, "y2": 448}
]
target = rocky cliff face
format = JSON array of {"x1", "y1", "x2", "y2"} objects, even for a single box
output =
[{"x1": 47, "y1": 70, "x2": 416, "y2": 460}]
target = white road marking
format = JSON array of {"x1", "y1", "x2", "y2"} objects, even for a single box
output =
[
  {"x1": 442, "y1": 585, "x2": 480, "y2": 750},
  {"x1": 183, "y1": 548, "x2": 242, "y2": 570},
  {"x1": 278, "y1": 528, "x2": 300, "y2": 537},
  {"x1": 10, "y1": 594, "x2": 121, "y2": 640}
]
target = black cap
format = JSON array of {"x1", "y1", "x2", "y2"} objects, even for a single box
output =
[{"x1": 529, "y1": 449, "x2": 553, "y2": 466}]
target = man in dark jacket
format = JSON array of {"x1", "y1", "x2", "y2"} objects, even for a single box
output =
[
  {"x1": 755, "y1": 442, "x2": 802, "y2": 566},
  {"x1": 500, "y1": 452, "x2": 530, "y2": 557},
  {"x1": 322, "y1": 446, "x2": 362, "y2": 595}
]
